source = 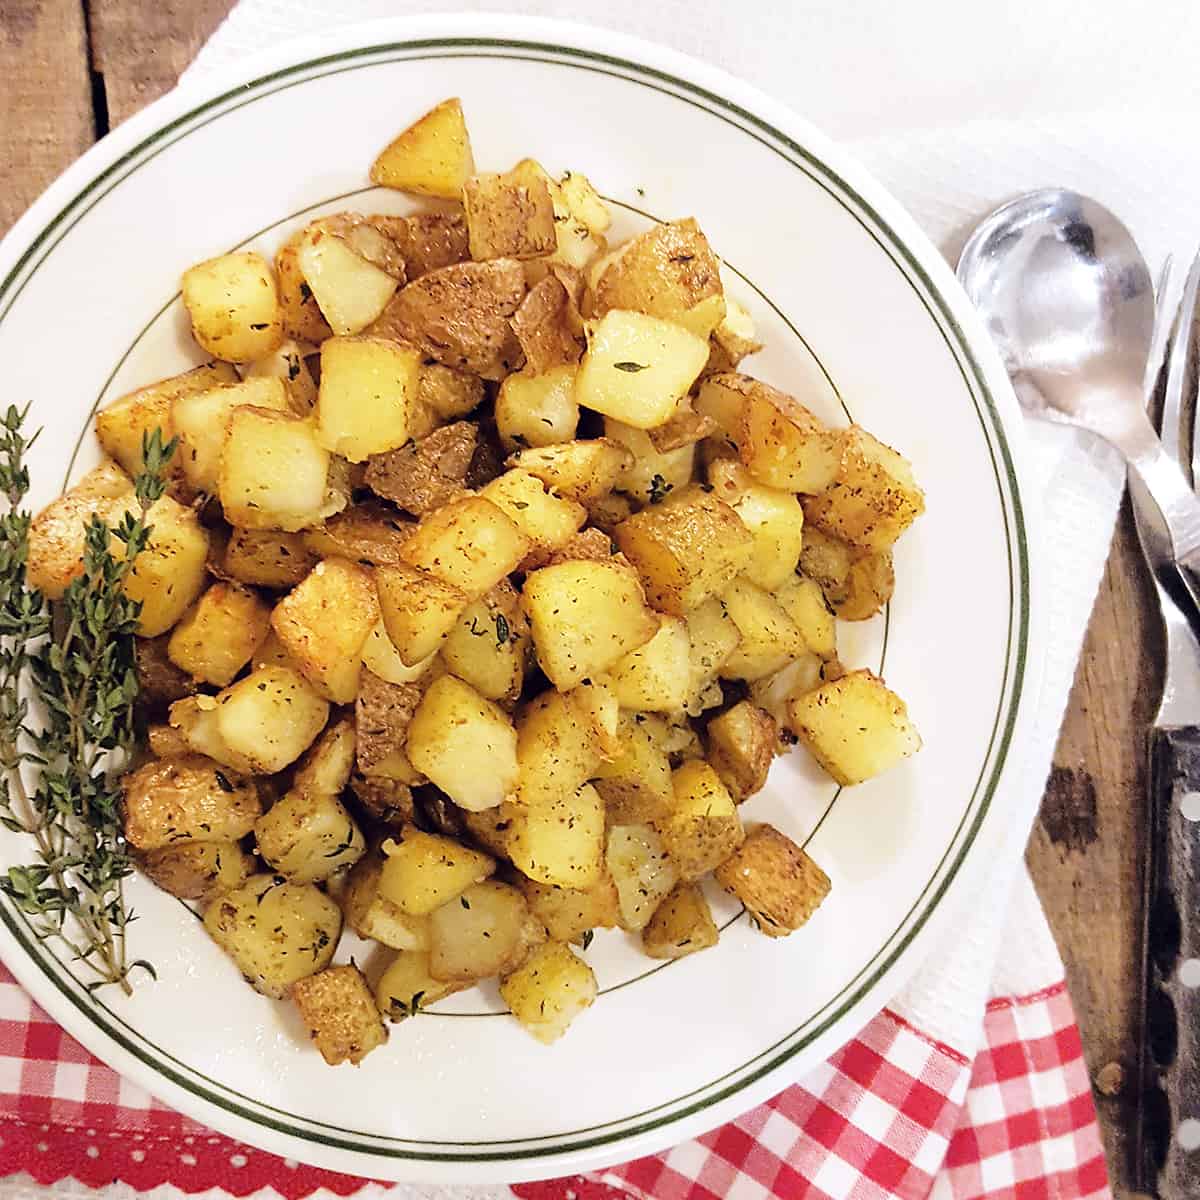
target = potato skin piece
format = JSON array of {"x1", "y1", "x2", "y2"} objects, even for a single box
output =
[
  {"x1": 364, "y1": 422, "x2": 478, "y2": 515},
  {"x1": 356, "y1": 670, "x2": 422, "y2": 774},
  {"x1": 140, "y1": 839, "x2": 255, "y2": 901},
  {"x1": 713, "y1": 824, "x2": 830, "y2": 937},
  {"x1": 135, "y1": 636, "x2": 196, "y2": 708},
  {"x1": 704, "y1": 701, "x2": 778, "y2": 802},
  {"x1": 642, "y1": 881, "x2": 719, "y2": 960},
  {"x1": 291, "y1": 964, "x2": 388, "y2": 1065},
  {"x1": 122, "y1": 755, "x2": 260, "y2": 851},
  {"x1": 369, "y1": 211, "x2": 469, "y2": 279}
]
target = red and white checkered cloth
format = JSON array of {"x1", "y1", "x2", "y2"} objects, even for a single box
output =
[{"x1": 0, "y1": 960, "x2": 1110, "y2": 1199}]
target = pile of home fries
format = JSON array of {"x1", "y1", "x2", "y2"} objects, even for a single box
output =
[{"x1": 28, "y1": 97, "x2": 924, "y2": 1065}]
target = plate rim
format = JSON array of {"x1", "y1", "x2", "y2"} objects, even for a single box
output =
[{"x1": 0, "y1": 13, "x2": 1044, "y2": 1183}]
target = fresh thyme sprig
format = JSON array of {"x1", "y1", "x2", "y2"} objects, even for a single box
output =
[{"x1": 0, "y1": 408, "x2": 175, "y2": 995}]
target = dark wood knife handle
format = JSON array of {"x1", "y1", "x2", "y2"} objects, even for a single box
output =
[{"x1": 1138, "y1": 726, "x2": 1200, "y2": 1197}]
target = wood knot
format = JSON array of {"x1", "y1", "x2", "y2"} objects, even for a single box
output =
[{"x1": 1040, "y1": 764, "x2": 1099, "y2": 852}]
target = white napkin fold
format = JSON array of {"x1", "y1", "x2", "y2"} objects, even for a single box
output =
[{"x1": 182, "y1": 0, "x2": 1184, "y2": 1058}]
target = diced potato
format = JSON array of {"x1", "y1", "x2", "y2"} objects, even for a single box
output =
[
  {"x1": 242, "y1": 338, "x2": 318, "y2": 414},
  {"x1": 292, "y1": 718, "x2": 356, "y2": 797},
  {"x1": 508, "y1": 783, "x2": 605, "y2": 889},
  {"x1": 428, "y1": 880, "x2": 535, "y2": 982},
  {"x1": 604, "y1": 417, "x2": 695, "y2": 506},
  {"x1": 378, "y1": 826, "x2": 495, "y2": 916},
  {"x1": 588, "y1": 218, "x2": 725, "y2": 338},
  {"x1": 606, "y1": 823, "x2": 679, "y2": 931},
  {"x1": 658, "y1": 760, "x2": 744, "y2": 880},
  {"x1": 803, "y1": 426, "x2": 925, "y2": 551},
  {"x1": 167, "y1": 582, "x2": 272, "y2": 686},
  {"x1": 120, "y1": 494, "x2": 211, "y2": 637},
  {"x1": 122, "y1": 755, "x2": 260, "y2": 851},
  {"x1": 646, "y1": 407, "x2": 718, "y2": 454},
  {"x1": 499, "y1": 941, "x2": 597, "y2": 1044},
  {"x1": 496, "y1": 364, "x2": 580, "y2": 451},
  {"x1": 706, "y1": 701, "x2": 778, "y2": 802},
  {"x1": 370, "y1": 97, "x2": 475, "y2": 200},
  {"x1": 349, "y1": 771, "x2": 416, "y2": 825},
  {"x1": 464, "y1": 160, "x2": 557, "y2": 261},
  {"x1": 296, "y1": 229, "x2": 399, "y2": 336},
  {"x1": 509, "y1": 275, "x2": 583, "y2": 375},
  {"x1": 375, "y1": 563, "x2": 468, "y2": 665},
  {"x1": 592, "y1": 713, "x2": 674, "y2": 825},
  {"x1": 363, "y1": 421, "x2": 477, "y2": 516},
  {"x1": 271, "y1": 558, "x2": 379, "y2": 702},
  {"x1": 342, "y1": 854, "x2": 430, "y2": 950},
  {"x1": 558, "y1": 170, "x2": 610, "y2": 235},
  {"x1": 275, "y1": 231, "x2": 333, "y2": 343},
  {"x1": 315, "y1": 337, "x2": 419, "y2": 461},
  {"x1": 506, "y1": 438, "x2": 632, "y2": 505},
  {"x1": 685, "y1": 596, "x2": 740, "y2": 693},
  {"x1": 522, "y1": 559, "x2": 658, "y2": 690},
  {"x1": 749, "y1": 655, "x2": 824, "y2": 726},
  {"x1": 301, "y1": 501, "x2": 412, "y2": 567},
  {"x1": 292, "y1": 965, "x2": 388, "y2": 1066},
  {"x1": 214, "y1": 666, "x2": 330, "y2": 773},
  {"x1": 375, "y1": 950, "x2": 464, "y2": 1019},
  {"x1": 613, "y1": 484, "x2": 753, "y2": 615},
  {"x1": 799, "y1": 527, "x2": 895, "y2": 621},
  {"x1": 146, "y1": 723, "x2": 191, "y2": 758},
  {"x1": 182, "y1": 252, "x2": 283, "y2": 363},
  {"x1": 218, "y1": 407, "x2": 331, "y2": 531},
  {"x1": 696, "y1": 373, "x2": 842, "y2": 493},
  {"x1": 172, "y1": 377, "x2": 292, "y2": 492},
  {"x1": 547, "y1": 527, "x2": 619, "y2": 564},
  {"x1": 407, "y1": 675, "x2": 519, "y2": 811},
  {"x1": 570, "y1": 676, "x2": 622, "y2": 760},
  {"x1": 775, "y1": 574, "x2": 836, "y2": 658},
  {"x1": 607, "y1": 615, "x2": 691, "y2": 712},
  {"x1": 514, "y1": 687, "x2": 611, "y2": 808},
  {"x1": 714, "y1": 824, "x2": 830, "y2": 937},
  {"x1": 222, "y1": 528, "x2": 316, "y2": 589},
  {"x1": 481, "y1": 469, "x2": 586, "y2": 566},
  {"x1": 786, "y1": 669, "x2": 921, "y2": 785},
  {"x1": 642, "y1": 882, "x2": 719, "y2": 960},
  {"x1": 711, "y1": 296, "x2": 762, "y2": 367},
  {"x1": 719, "y1": 578, "x2": 807, "y2": 681},
  {"x1": 576, "y1": 309, "x2": 709, "y2": 429},
  {"x1": 708, "y1": 459, "x2": 805, "y2": 591},
  {"x1": 140, "y1": 839, "x2": 255, "y2": 902},
  {"x1": 400, "y1": 496, "x2": 530, "y2": 598},
  {"x1": 519, "y1": 873, "x2": 621, "y2": 943},
  {"x1": 255, "y1": 788, "x2": 365, "y2": 883},
  {"x1": 203, "y1": 874, "x2": 341, "y2": 998},
  {"x1": 440, "y1": 584, "x2": 528, "y2": 702},
  {"x1": 167, "y1": 695, "x2": 255, "y2": 773},
  {"x1": 360, "y1": 619, "x2": 438, "y2": 685}
]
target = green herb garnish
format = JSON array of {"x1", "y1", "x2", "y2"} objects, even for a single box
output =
[
  {"x1": 613, "y1": 361, "x2": 648, "y2": 373},
  {"x1": 648, "y1": 474, "x2": 673, "y2": 504}
]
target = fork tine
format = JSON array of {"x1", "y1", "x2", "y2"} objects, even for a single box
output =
[{"x1": 1161, "y1": 250, "x2": 1200, "y2": 480}]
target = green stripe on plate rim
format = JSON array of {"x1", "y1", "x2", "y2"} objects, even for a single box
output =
[{"x1": 0, "y1": 38, "x2": 1029, "y2": 1163}]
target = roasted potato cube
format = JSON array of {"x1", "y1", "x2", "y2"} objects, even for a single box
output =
[
  {"x1": 775, "y1": 574, "x2": 836, "y2": 658},
  {"x1": 276, "y1": 232, "x2": 333, "y2": 343},
  {"x1": 519, "y1": 873, "x2": 621, "y2": 943},
  {"x1": 122, "y1": 495, "x2": 211, "y2": 637},
  {"x1": 166, "y1": 582, "x2": 272, "y2": 686},
  {"x1": 522, "y1": 559, "x2": 658, "y2": 690},
  {"x1": 242, "y1": 338, "x2": 318, "y2": 414},
  {"x1": 799, "y1": 527, "x2": 894, "y2": 621},
  {"x1": 441, "y1": 584, "x2": 528, "y2": 702},
  {"x1": 685, "y1": 596, "x2": 740, "y2": 693},
  {"x1": 167, "y1": 695, "x2": 256, "y2": 773},
  {"x1": 141, "y1": 839, "x2": 254, "y2": 902},
  {"x1": 214, "y1": 666, "x2": 330, "y2": 773},
  {"x1": 375, "y1": 563, "x2": 468, "y2": 665},
  {"x1": 710, "y1": 297, "x2": 762, "y2": 368},
  {"x1": 607, "y1": 615, "x2": 691, "y2": 712},
  {"x1": 295, "y1": 228, "x2": 399, "y2": 336},
  {"x1": 499, "y1": 941, "x2": 597, "y2": 1044},
  {"x1": 407, "y1": 675, "x2": 519, "y2": 812},
  {"x1": 379, "y1": 259, "x2": 525, "y2": 379},
  {"x1": 342, "y1": 854, "x2": 430, "y2": 950},
  {"x1": 464, "y1": 161, "x2": 557, "y2": 261},
  {"x1": 548, "y1": 527, "x2": 620, "y2": 564},
  {"x1": 122, "y1": 755, "x2": 260, "y2": 851},
  {"x1": 749, "y1": 655, "x2": 824, "y2": 726},
  {"x1": 576, "y1": 309, "x2": 709, "y2": 429},
  {"x1": 315, "y1": 337, "x2": 419, "y2": 461},
  {"x1": 589, "y1": 218, "x2": 724, "y2": 338},
  {"x1": 592, "y1": 713, "x2": 674, "y2": 824},
  {"x1": 459, "y1": 804, "x2": 514, "y2": 858},
  {"x1": 360, "y1": 619, "x2": 438, "y2": 685},
  {"x1": 514, "y1": 687, "x2": 611, "y2": 808},
  {"x1": 222, "y1": 528, "x2": 316, "y2": 588},
  {"x1": 370, "y1": 97, "x2": 475, "y2": 199},
  {"x1": 428, "y1": 880, "x2": 536, "y2": 982},
  {"x1": 292, "y1": 717, "x2": 356, "y2": 797},
  {"x1": 787, "y1": 669, "x2": 921, "y2": 785},
  {"x1": 604, "y1": 417, "x2": 696, "y2": 506},
  {"x1": 135, "y1": 634, "x2": 196, "y2": 709},
  {"x1": 301, "y1": 501, "x2": 412, "y2": 567},
  {"x1": 708, "y1": 459, "x2": 805, "y2": 591},
  {"x1": 495, "y1": 363, "x2": 580, "y2": 451},
  {"x1": 376, "y1": 950, "x2": 463, "y2": 1018},
  {"x1": 255, "y1": 786, "x2": 365, "y2": 883},
  {"x1": 349, "y1": 771, "x2": 416, "y2": 827},
  {"x1": 364, "y1": 421, "x2": 477, "y2": 516},
  {"x1": 146, "y1": 722, "x2": 192, "y2": 758},
  {"x1": 719, "y1": 578, "x2": 807, "y2": 681},
  {"x1": 510, "y1": 275, "x2": 583, "y2": 377},
  {"x1": 658, "y1": 760, "x2": 744, "y2": 880},
  {"x1": 354, "y1": 671, "x2": 420, "y2": 776},
  {"x1": 715, "y1": 824, "x2": 830, "y2": 937},
  {"x1": 181, "y1": 252, "x2": 283, "y2": 363},
  {"x1": 613, "y1": 484, "x2": 753, "y2": 615},
  {"x1": 203, "y1": 873, "x2": 341, "y2": 998},
  {"x1": 401, "y1": 495, "x2": 530, "y2": 598},
  {"x1": 270, "y1": 558, "x2": 379, "y2": 702},
  {"x1": 606, "y1": 823, "x2": 679, "y2": 932},
  {"x1": 481, "y1": 469, "x2": 587, "y2": 566},
  {"x1": 646, "y1": 407, "x2": 718, "y2": 454},
  {"x1": 369, "y1": 210, "x2": 469, "y2": 279},
  {"x1": 379, "y1": 826, "x2": 495, "y2": 916},
  {"x1": 218, "y1": 407, "x2": 332, "y2": 532},
  {"x1": 803, "y1": 426, "x2": 925, "y2": 551},
  {"x1": 292, "y1": 965, "x2": 387, "y2": 1065},
  {"x1": 642, "y1": 882, "x2": 719, "y2": 959},
  {"x1": 506, "y1": 438, "x2": 632, "y2": 505},
  {"x1": 508, "y1": 782, "x2": 605, "y2": 889},
  {"x1": 706, "y1": 701, "x2": 778, "y2": 802}
]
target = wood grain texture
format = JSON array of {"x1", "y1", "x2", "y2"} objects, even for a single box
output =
[
  {"x1": 0, "y1": 0, "x2": 93, "y2": 237},
  {"x1": 88, "y1": 0, "x2": 231, "y2": 125}
]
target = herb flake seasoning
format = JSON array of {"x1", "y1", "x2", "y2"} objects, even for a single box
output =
[
  {"x1": 613, "y1": 361, "x2": 649, "y2": 373},
  {"x1": 494, "y1": 613, "x2": 511, "y2": 647},
  {"x1": 648, "y1": 474, "x2": 674, "y2": 504}
]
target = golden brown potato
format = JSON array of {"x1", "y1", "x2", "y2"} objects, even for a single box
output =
[
  {"x1": 440, "y1": 581, "x2": 529, "y2": 702},
  {"x1": 242, "y1": 338, "x2": 319, "y2": 414},
  {"x1": 214, "y1": 666, "x2": 330, "y2": 773},
  {"x1": 480, "y1": 468, "x2": 587, "y2": 569},
  {"x1": 315, "y1": 337, "x2": 419, "y2": 460},
  {"x1": 181, "y1": 252, "x2": 284, "y2": 363},
  {"x1": 798, "y1": 527, "x2": 894, "y2": 621},
  {"x1": 705, "y1": 701, "x2": 778, "y2": 802},
  {"x1": 499, "y1": 941, "x2": 597, "y2": 1044},
  {"x1": 135, "y1": 636, "x2": 196, "y2": 708},
  {"x1": 513, "y1": 686, "x2": 613, "y2": 809},
  {"x1": 519, "y1": 873, "x2": 621, "y2": 943},
  {"x1": 707, "y1": 459, "x2": 806, "y2": 591},
  {"x1": 604, "y1": 417, "x2": 696, "y2": 507},
  {"x1": 428, "y1": 880, "x2": 536, "y2": 982},
  {"x1": 364, "y1": 422, "x2": 478, "y2": 515},
  {"x1": 547, "y1": 527, "x2": 619, "y2": 565},
  {"x1": 375, "y1": 950, "x2": 466, "y2": 1018},
  {"x1": 642, "y1": 881, "x2": 719, "y2": 960},
  {"x1": 276, "y1": 230, "x2": 333, "y2": 344},
  {"x1": 255, "y1": 788, "x2": 366, "y2": 883},
  {"x1": 378, "y1": 826, "x2": 495, "y2": 916},
  {"x1": 121, "y1": 494, "x2": 212, "y2": 638},
  {"x1": 657, "y1": 760, "x2": 744, "y2": 880},
  {"x1": 292, "y1": 717, "x2": 356, "y2": 797},
  {"x1": 592, "y1": 713, "x2": 674, "y2": 824},
  {"x1": 122, "y1": 755, "x2": 260, "y2": 852},
  {"x1": 608, "y1": 615, "x2": 692, "y2": 712},
  {"x1": 509, "y1": 275, "x2": 583, "y2": 375},
  {"x1": 719, "y1": 578, "x2": 807, "y2": 681},
  {"x1": 146, "y1": 722, "x2": 191, "y2": 758},
  {"x1": 295, "y1": 225, "x2": 400, "y2": 337},
  {"x1": 369, "y1": 211, "x2": 469, "y2": 279},
  {"x1": 167, "y1": 582, "x2": 273, "y2": 686},
  {"x1": 341, "y1": 853, "x2": 430, "y2": 949},
  {"x1": 774, "y1": 573, "x2": 837, "y2": 658},
  {"x1": 166, "y1": 695, "x2": 256, "y2": 773},
  {"x1": 605, "y1": 823, "x2": 679, "y2": 932},
  {"x1": 495, "y1": 364, "x2": 579, "y2": 451},
  {"x1": 140, "y1": 839, "x2": 255, "y2": 902},
  {"x1": 292, "y1": 964, "x2": 388, "y2": 1065},
  {"x1": 375, "y1": 562, "x2": 468, "y2": 665},
  {"x1": 508, "y1": 783, "x2": 606, "y2": 889},
  {"x1": 506, "y1": 438, "x2": 633, "y2": 505},
  {"x1": 464, "y1": 161, "x2": 557, "y2": 261},
  {"x1": 714, "y1": 824, "x2": 830, "y2": 937},
  {"x1": 647, "y1": 407, "x2": 718, "y2": 453},
  {"x1": 370, "y1": 97, "x2": 475, "y2": 199},
  {"x1": 223, "y1": 528, "x2": 317, "y2": 589},
  {"x1": 301, "y1": 501, "x2": 412, "y2": 567}
]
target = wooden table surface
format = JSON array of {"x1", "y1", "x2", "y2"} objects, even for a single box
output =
[{"x1": 0, "y1": 1, "x2": 1156, "y2": 1194}]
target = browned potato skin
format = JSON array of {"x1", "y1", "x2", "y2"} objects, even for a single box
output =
[
  {"x1": 348, "y1": 772, "x2": 415, "y2": 827},
  {"x1": 291, "y1": 964, "x2": 388, "y2": 1065},
  {"x1": 356, "y1": 670, "x2": 422, "y2": 774},
  {"x1": 370, "y1": 212, "x2": 470, "y2": 279},
  {"x1": 122, "y1": 756, "x2": 260, "y2": 851},
  {"x1": 135, "y1": 636, "x2": 196, "y2": 708},
  {"x1": 276, "y1": 230, "x2": 333, "y2": 344},
  {"x1": 373, "y1": 259, "x2": 526, "y2": 379},
  {"x1": 798, "y1": 528, "x2": 895, "y2": 621},
  {"x1": 519, "y1": 873, "x2": 621, "y2": 943},
  {"x1": 461, "y1": 804, "x2": 515, "y2": 858},
  {"x1": 463, "y1": 165, "x2": 557, "y2": 261},
  {"x1": 713, "y1": 824, "x2": 831, "y2": 937},
  {"x1": 509, "y1": 275, "x2": 583, "y2": 376},
  {"x1": 647, "y1": 409, "x2": 718, "y2": 453},
  {"x1": 140, "y1": 839, "x2": 255, "y2": 901},
  {"x1": 301, "y1": 501, "x2": 413, "y2": 566},
  {"x1": 364, "y1": 422, "x2": 478, "y2": 515},
  {"x1": 147, "y1": 723, "x2": 191, "y2": 758},
  {"x1": 546, "y1": 528, "x2": 618, "y2": 565},
  {"x1": 705, "y1": 701, "x2": 779, "y2": 802},
  {"x1": 223, "y1": 528, "x2": 317, "y2": 589},
  {"x1": 642, "y1": 881, "x2": 719, "y2": 960}
]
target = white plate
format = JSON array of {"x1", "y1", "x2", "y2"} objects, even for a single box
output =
[{"x1": 0, "y1": 14, "x2": 1040, "y2": 1184}]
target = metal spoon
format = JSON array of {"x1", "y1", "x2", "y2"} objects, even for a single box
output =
[{"x1": 957, "y1": 188, "x2": 1200, "y2": 616}]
